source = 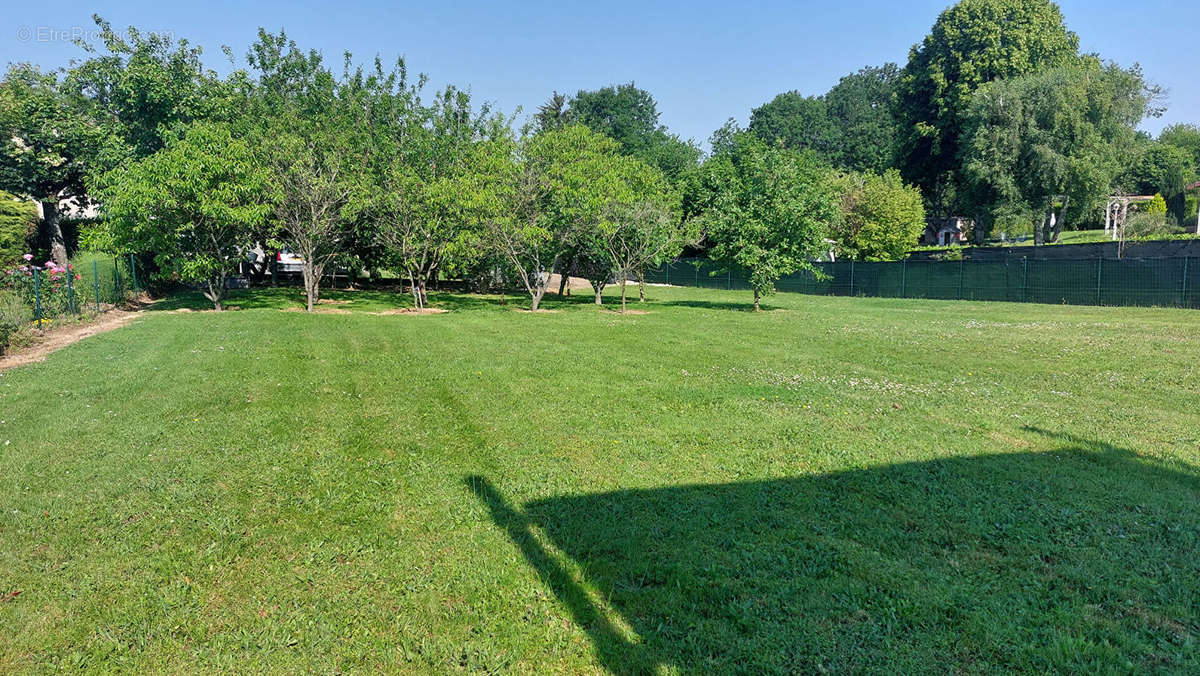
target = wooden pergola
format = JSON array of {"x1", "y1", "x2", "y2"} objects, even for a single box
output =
[{"x1": 1104, "y1": 195, "x2": 1156, "y2": 240}]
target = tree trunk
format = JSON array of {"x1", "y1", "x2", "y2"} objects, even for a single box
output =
[
  {"x1": 592, "y1": 280, "x2": 605, "y2": 305},
  {"x1": 753, "y1": 288, "x2": 760, "y2": 312},
  {"x1": 620, "y1": 279, "x2": 628, "y2": 312},
  {"x1": 41, "y1": 200, "x2": 68, "y2": 267},
  {"x1": 557, "y1": 271, "x2": 569, "y2": 296},
  {"x1": 204, "y1": 277, "x2": 225, "y2": 311},
  {"x1": 638, "y1": 273, "x2": 645, "y2": 302}
]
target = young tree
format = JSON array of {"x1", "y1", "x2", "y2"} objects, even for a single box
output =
[
  {"x1": 700, "y1": 134, "x2": 838, "y2": 310},
  {"x1": 830, "y1": 170, "x2": 925, "y2": 260},
  {"x1": 489, "y1": 126, "x2": 622, "y2": 311},
  {"x1": 97, "y1": 122, "x2": 270, "y2": 310},
  {"x1": 269, "y1": 130, "x2": 361, "y2": 312},
  {"x1": 603, "y1": 198, "x2": 691, "y2": 311}
]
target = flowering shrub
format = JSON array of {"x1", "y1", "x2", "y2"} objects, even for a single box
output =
[{"x1": 2, "y1": 255, "x2": 84, "y2": 321}]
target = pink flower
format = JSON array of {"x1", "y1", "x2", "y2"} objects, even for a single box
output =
[
  {"x1": 22, "y1": 254, "x2": 33, "y2": 261},
  {"x1": 44, "y1": 260, "x2": 55, "y2": 268}
]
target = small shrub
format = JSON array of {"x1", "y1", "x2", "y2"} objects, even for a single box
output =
[{"x1": 0, "y1": 193, "x2": 38, "y2": 267}]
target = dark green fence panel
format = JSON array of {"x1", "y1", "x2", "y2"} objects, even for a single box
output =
[{"x1": 645, "y1": 256, "x2": 1200, "y2": 309}]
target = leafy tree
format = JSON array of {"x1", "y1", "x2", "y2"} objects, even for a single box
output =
[
  {"x1": 96, "y1": 122, "x2": 271, "y2": 310},
  {"x1": 824, "y1": 64, "x2": 900, "y2": 173},
  {"x1": 895, "y1": 0, "x2": 1081, "y2": 213},
  {"x1": 603, "y1": 197, "x2": 692, "y2": 311},
  {"x1": 66, "y1": 15, "x2": 239, "y2": 164},
  {"x1": 269, "y1": 130, "x2": 362, "y2": 312},
  {"x1": 830, "y1": 170, "x2": 925, "y2": 260},
  {"x1": 547, "y1": 83, "x2": 701, "y2": 181},
  {"x1": 1117, "y1": 140, "x2": 1190, "y2": 223},
  {"x1": 960, "y1": 61, "x2": 1154, "y2": 243},
  {"x1": 700, "y1": 134, "x2": 838, "y2": 310},
  {"x1": 1158, "y1": 124, "x2": 1200, "y2": 174},
  {"x1": 488, "y1": 126, "x2": 622, "y2": 311},
  {"x1": 748, "y1": 92, "x2": 836, "y2": 156},
  {"x1": 573, "y1": 154, "x2": 678, "y2": 305},
  {"x1": 0, "y1": 64, "x2": 111, "y2": 265}
]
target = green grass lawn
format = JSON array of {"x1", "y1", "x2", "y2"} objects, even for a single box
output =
[{"x1": 1, "y1": 284, "x2": 1198, "y2": 673}]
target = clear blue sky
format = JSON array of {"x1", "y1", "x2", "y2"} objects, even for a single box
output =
[{"x1": 5, "y1": 0, "x2": 1197, "y2": 149}]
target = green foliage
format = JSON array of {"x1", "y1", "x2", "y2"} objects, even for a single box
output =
[
  {"x1": 830, "y1": 170, "x2": 925, "y2": 260},
  {"x1": 0, "y1": 64, "x2": 110, "y2": 202},
  {"x1": 66, "y1": 15, "x2": 241, "y2": 165},
  {"x1": 546, "y1": 83, "x2": 701, "y2": 180},
  {"x1": 896, "y1": 0, "x2": 1082, "y2": 211},
  {"x1": 750, "y1": 64, "x2": 900, "y2": 173},
  {"x1": 748, "y1": 92, "x2": 836, "y2": 156},
  {"x1": 0, "y1": 192, "x2": 36, "y2": 265},
  {"x1": 1146, "y1": 193, "x2": 1168, "y2": 216},
  {"x1": 824, "y1": 63, "x2": 901, "y2": 173},
  {"x1": 960, "y1": 61, "x2": 1153, "y2": 240},
  {"x1": 95, "y1": 122, "x2": 271, "y2": 309},
  {"x1": 699, "y1": 134, "x2": 838, "y2": 307}
]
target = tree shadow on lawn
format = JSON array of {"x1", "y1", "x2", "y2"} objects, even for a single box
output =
[
  {"x1": 658, "y1": 298, "x2": 779, "y2": 312},
  {"x1": 466, "y1": 432, "x2": 1199, "y2": 673}
]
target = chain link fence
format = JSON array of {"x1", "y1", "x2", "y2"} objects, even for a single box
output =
[
  {"x1": 2, "y1": 254, "x2": 141, "y2": 352},
  {"x1": 644, "y1": 256, "x2": 1200, "y2": 309}
]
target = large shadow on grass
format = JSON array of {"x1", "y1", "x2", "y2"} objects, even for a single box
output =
[{"x1": 467, "y1": 432, "x2": 1199, "y2": 673}]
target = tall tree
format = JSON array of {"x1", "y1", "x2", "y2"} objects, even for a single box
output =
[
  {"x1": 824, "y1": 63, "x2": 900, "y2": 173},
  {"x1": 550, "y1": 83, "x2": 701, "y2": 180},
  {"x1": 700, "y1": 134, "x2": 838, "y2": 310},
  {"x1": 960, "y1": 61, "x2": 1155, "y2": 243},
  {"x1": 748, "y1": 92, "x2": 836, "y2": 157},
  {"x1": 66, "y1": 15, "x2": 238, "y2": 164},
  {"x1": 0, "y1": 64, "x2": 109, "y2": 265},
  {"x1": 96, "y1": 122, "x2": 270, "y2": 310},
  {"x1": 895, "y1": 0, "x2": 1081, "y2": 213}
]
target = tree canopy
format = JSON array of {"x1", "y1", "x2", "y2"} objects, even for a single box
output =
[{"x1": 895, "y1": 0, "x2": 1082, "y2": 213}]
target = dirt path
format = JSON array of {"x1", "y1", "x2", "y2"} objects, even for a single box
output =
[{"x1": 0, "y1": 310, "x2": 143, "y2": 372}]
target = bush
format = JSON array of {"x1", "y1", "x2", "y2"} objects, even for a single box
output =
[{"x1": 0, "y1": 193, "x2": 38, "y2": 267}]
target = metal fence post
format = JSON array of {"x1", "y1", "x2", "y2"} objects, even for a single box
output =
[
  {"x1": 1022, "y1": 257, "x2": 1029, "y2": 303},
  {"x1": 849, "y1": 260, "x2": 855, "y2": 297},
  {"x1": 1182, "y1": 257, "x2": 1190, "y2": 307},
  {"x1": 113, "y1": 259, "x2": 121, "y2": 303},
  {"x1": 129, "y1": 254, "x2": 139, "y2": 296},
  {"x1": 958, "y1": 258, "x2": 965, "y2": 299},
  {"x1": 1096, "y1": 258, "x2": 1103, "y2": 306},
  {"x1": 900, "y1": 258, "x2": 907, "y2": 298},
  {"x1": 665, "y1": 263, "x2": 669, "y2": 285},
  {"x1": 93, "y1": 260, "x2": 101, "y2": 313},
  {"x1": 33, "y1": 267, "x2": 42, "y2": 328},
  {"x1": 727, "y1": 270, "x2": 731, "y2": 290},
  {"x1": 67, "y1": 269, "x2": 76, "y2": 314}
]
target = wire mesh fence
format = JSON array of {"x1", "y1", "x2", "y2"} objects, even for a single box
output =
[
  {"x1": 2, "y1": 253, "x2": 142, "y2": 330},
  {"x1": 644, "y1": 256, "x2": 1200, "y2": 309}
]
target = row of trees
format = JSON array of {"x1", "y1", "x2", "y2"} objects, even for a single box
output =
[{"x1": 1, "y1": 17, "x2": 931, "y2": 312}]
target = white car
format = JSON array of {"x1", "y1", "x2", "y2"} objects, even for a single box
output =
[{"x1": 276, "y1": 250, "x2": 304, "y2": 273}]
